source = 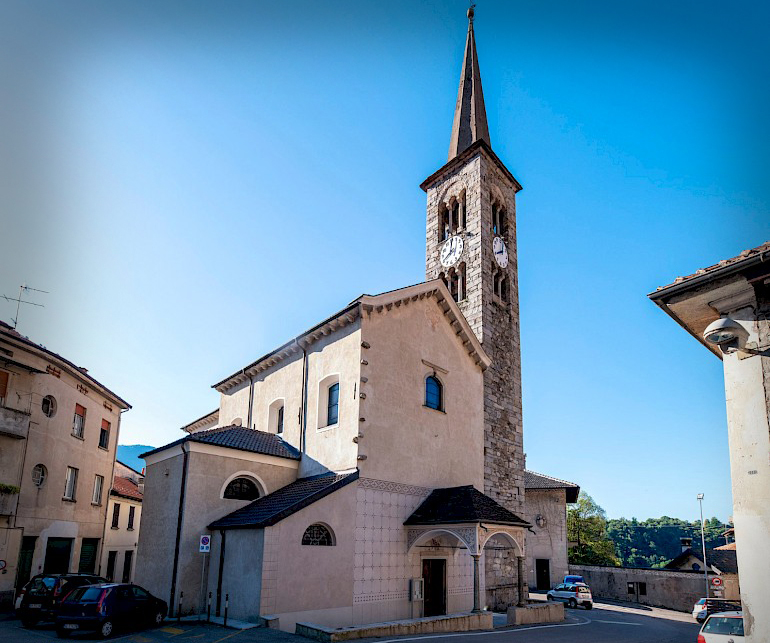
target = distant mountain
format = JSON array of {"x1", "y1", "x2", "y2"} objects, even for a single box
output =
[{"x1": 117, "y1": 445, "x2": 155, "y2": 474}]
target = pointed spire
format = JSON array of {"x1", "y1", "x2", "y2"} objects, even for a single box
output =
[{"x1": 448, "y1": 5, "x2": 490, "y2": 161}]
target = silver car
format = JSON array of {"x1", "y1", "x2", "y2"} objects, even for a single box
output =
[{"x1": 546, "y1": 582, "x2": 593, "y2": 609}]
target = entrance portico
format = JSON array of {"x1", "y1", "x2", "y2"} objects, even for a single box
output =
[{"x1": 404, "y1": 485, "x2": 530, "y2": 613}]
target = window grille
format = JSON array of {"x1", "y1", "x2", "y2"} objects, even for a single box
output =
[
  {"x1": 224, "y1": 477, "x2": 260, "y2": 500},
  {"x1": 302, "y1": 524, "x2": 335, "y2": 546}
]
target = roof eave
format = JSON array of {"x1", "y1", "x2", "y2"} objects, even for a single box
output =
[
  {"x1": 420, "y1": 140, "x2": 522, "y2": 193},
  {"x1": 213, "y1": 303, "x2": 361, "y2": 393}
]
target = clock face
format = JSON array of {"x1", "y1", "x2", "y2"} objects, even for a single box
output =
[
  {"x1": 439, "y1": 235, "x2": 464, "y2": 267},
  {"x1": 493, "y1": 236, "x2": 508, "y2": 268}
]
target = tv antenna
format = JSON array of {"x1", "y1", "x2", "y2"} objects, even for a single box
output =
[{"x1": 2, "y1": 284, "x2": 48, "y2": 330}]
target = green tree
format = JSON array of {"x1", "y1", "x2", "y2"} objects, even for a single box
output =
[{"x1": 567, "y1": 492, "x2": 619, "y2": 566}]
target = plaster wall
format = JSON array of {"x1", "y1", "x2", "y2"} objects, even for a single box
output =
[
  {"x1": 216, "y1": 322, "x2": 362, "y2": 478},
  {"x1": 523, "y1": 489, "x2": 568, "y2": 589},
  {"x1": 0, "y1": 339, "x2": 125, "y2": 596},
  {"x1": 720, "y1": 309, "x2": 770, "y2": 642},
  {"x1": 137, "y1": 444, "x2": 298, "y2": 615},
  {"x1": 207, "y1": 529, "x2": 264, "y2": 623},
  {"x1": 358, "y1": 298, "x2": 484, "y2": 490}
]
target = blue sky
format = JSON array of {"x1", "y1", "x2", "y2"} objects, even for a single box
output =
[{"x1": 1, "y1": 0, "x2": 768, "y2": 522}]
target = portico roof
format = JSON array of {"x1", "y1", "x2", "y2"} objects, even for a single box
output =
[{"x1": 404, "y1": 485, "x2": 529, "y2": 528}]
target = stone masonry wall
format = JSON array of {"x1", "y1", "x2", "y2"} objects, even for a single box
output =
[{"x1": 425, "y1": 149, "x2": 525, "y2": 608}]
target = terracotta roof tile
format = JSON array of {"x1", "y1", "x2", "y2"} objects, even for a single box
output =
[
  {"x1": 112, "y1": 476, "x2": 142, "y2": 501},
  {"x1": 655, "y1": 241, "x2": 770, "y2": 292}
]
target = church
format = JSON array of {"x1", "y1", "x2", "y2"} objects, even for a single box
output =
[{"x1": 136, "y1": 8, "x2": 577, "y2": 632}]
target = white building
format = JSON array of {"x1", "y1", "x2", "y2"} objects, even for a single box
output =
[
  {"x1": 100, "y1": 461, "x2": 143, "y2": 583},
  {"x1": 650, "y1": 240, "x2": 770, "y2": 642}
]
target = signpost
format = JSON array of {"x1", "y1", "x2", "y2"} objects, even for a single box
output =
[{"x1": 199, "y1": 536, "x2": 211, "y2": 620}]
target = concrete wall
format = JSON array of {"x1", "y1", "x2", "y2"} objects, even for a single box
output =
[
  {"x1": 359, "y1": 297, "x2": 484, "y2": 490},
  {"x1": 524, "y1": 489, "x2": 568, "y2": 590},
  {"x1": 570, "y1": 564, "x2": 728, "y2": 612},
  {"x1": 207, "y1": 529, "x2": 264, "y2": 623}
]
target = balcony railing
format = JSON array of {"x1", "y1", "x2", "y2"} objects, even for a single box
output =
[{"x1": 0, "y1": 406, "x2": 31, "y2": 439}]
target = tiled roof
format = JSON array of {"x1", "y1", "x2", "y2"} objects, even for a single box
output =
[
  {"x1": 524, "y1": 470, "x2": 580, "y2": 503},
  {"x1": 111, "y1": 476, "x2": 142, "y2": 501},
  {"x1": 0, "y1": 320, "x2": 131, "y2": 409},
  {"x1": 209, "y1": 471, "x2": 359, "y2": 529},
  {"x1": 404, "y1": 485, "x2": 530, "y2": 527},
  {"x1": 714, "y1": 542, "x2": 736, "y2": 551},
  {"x1": 665, "y1": 548, "x2": 739, "y2": 574},
  {"x1": 140, "y1": 426, "x2": 301, "y2": 461},
  {"x1": 653, "y1": 241, "x2": 770, "y2": 293}
]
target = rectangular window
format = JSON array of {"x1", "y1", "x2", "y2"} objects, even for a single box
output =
[
  {"x1": 627, "y1": 582, "x2": 635, "y2": 595},
  {"x1": 99, "y1": 419, "x2": 110, "y2": 449},
  {"x1": 327, "y1": 382, "x2": 339, "y2": 426},
  {"x1": 92, "y1": 475, "x2": 104, "y2": 505},
  {"x1": 127, "y1": 505, "x2": 135, "y2": 530},
  {"x1": 277, "y1": 406, "x2": 284, "y2": 434},
  {"x1": 106, "y1": 551, "x2": 117, "y2": 582},
  {"x1": 111, "y1": 503, "x2": 120, "y2": 529},
  {"x1": 64, "y1": 466, "x2": 78, "y2": 500},
  {"x1": 0, "y1": 370, "x2": 9, "y2": 406},
  {"x1": 638, "y1": 582, "x2": 647, "y2": 596},
  {"x1": 72, "y1": 404, "x2": 86, "y2": 438}
]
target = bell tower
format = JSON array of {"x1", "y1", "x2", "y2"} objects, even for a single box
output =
[{"x1": 423, "y1": 6, "x2": 525, "y2": 519}]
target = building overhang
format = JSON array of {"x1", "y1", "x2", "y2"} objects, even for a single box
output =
[{"x1": 420, "y1": 139, "x2": 522, "y2": 193}]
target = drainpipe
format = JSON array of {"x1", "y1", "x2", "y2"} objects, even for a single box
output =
[
  {"x1": 300, "y1": 342, "x2": 309, "y2": 455},
  {"x1": 216, "y1": 530, "x2": 226, "y2": 616},
  {"x1": 247, "y1": 374, "x2": 255, "y2": 429},
  {"x1": 169, "y1": 442, "x2": 190, "y2": 617}
]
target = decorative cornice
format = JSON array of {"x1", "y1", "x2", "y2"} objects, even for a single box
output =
[{"x1": 359, "y1": 477, "x2": 431, "y2": 497}]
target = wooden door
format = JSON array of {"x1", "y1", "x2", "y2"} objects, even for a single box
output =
[
  {"x1": 422, "y1": 559, "x2": 446, "y2": 617},
  {"x1": 535, "y1": 559, "x2": 551, "y2": 590}
]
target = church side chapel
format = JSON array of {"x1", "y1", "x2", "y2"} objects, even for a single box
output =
[{"x1": 136, "y1": 8, "x2": 574, "y2": 632}]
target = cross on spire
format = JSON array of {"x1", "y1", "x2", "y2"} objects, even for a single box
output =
[{"x1": 447, "y1": 4, "x2": 490, "y2": 161}]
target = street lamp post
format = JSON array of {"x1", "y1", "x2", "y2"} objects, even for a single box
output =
[{"x1": 697, "y1": 494, "x2": 709, "y2": 598}]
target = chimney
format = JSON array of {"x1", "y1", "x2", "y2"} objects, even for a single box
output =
[{"x1": 681, "y1": 537, "x2": 692, "y2": 552}]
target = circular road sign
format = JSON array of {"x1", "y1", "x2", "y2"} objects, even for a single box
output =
[{"x1": 711, "y1": 577, "x2": 723, "y2": 587}]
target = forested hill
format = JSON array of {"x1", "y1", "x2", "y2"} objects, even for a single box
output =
[{"x1": 607, "y1": 516, "x2": 730, "y2": 568}]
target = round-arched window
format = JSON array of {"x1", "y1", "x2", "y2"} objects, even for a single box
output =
[
  {"x1": 425, "y1": 375, "x2": 443, "y2": 411},
  {"x1": 41, "y1": 396, "x2": 57, "y2": 418},
  {"x1": 301, "y1": 524, "x2": 335, "y2": 546},
  {"x1": 223, "y1": 477, "x2": 260, "y2": 500},
  {"x1": 32, "y1": 464, "x2": 47, "y2": 487}
]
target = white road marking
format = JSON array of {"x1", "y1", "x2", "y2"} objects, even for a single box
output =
[
  {"x1": 372, "y1": 616, "x2": 591, "y2": 643},
  {"x1": 593, "y1": 619, "x2": 643, "y2": 626}
]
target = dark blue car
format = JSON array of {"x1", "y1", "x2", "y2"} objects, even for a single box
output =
[{"x1": 55, "y1": 583, "x2": 167, "y2": 638}]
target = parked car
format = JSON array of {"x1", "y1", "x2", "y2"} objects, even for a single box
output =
[
  {"x1": 55, "y1": 583, "x2": 167, "y2": 638},
  {"x1": 693, "y1": 598, "x2": 742, "y2": 623},
  {"x1": 698, "y1": 611, "x2": 744, "y2": 642},
  {"x1": 563, "y1": 575, "x2": 585, "y2": 584},
  {"x1": 546, "y1": 582, "x2": 593, "y2": 609},
  {"x1": 16, "y1": 573, "x2": 107, "y2": 627}
]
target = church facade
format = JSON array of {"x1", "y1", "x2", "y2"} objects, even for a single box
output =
[{"x1": 136, "y1": 8, "x2": 571, "y2": 631}]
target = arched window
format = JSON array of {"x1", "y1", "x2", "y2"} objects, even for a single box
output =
[
  {"x1": 301, "y1": 523, "x2": 335, "y2": 546},
  {"x1": 223, "y1": 477, "x2": 260, "y2": 500},
  {"x1": 425, "y1": 375, "x2": 443, "y2": 411}
]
